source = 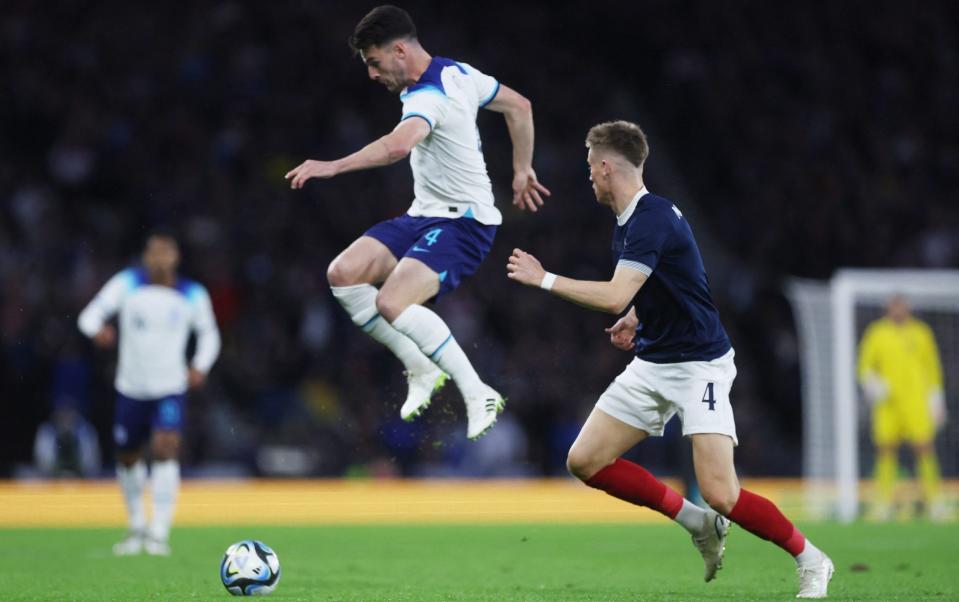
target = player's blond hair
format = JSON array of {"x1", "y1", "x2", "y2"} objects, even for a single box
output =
[{"x1": 586, "y1": 121, "x2": 649, "y2": 167}]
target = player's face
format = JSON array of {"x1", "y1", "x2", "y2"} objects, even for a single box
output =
[
  {"x1": 361, "y1": 44, "x2": 408, "y2": 94},
  {"x1": 587, "y1": 148, "x2": 612, "y2": 205},
  {"x1": 143, "y1": 236, "x2": 180, "y2": 276},
  {"x1": 887, "y1": 297, "x2": 911, "y2": 323}
]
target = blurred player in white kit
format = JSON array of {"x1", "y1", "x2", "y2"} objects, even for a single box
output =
[{"x1": 78, "y1": 233, "x2": 220, "y2": 555}]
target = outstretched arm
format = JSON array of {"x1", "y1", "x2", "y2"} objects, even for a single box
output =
[
  {"x1": 506, "y1": 248, "x2": 646, "y2": 314},
  {"x1": 484, "y1": 85, "x2": 551, "y2": 212},
  {"x1": 285, "y1": 117, "x2": 431, "y2": 189}
]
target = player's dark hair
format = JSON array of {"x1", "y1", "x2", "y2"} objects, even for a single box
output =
[
  {"x1": 586, "y1": 121, "x2": 649, "y2": 167},
  {"x1": 145, "y1": 228, "x2": 179, "y2": 248},
  {"x1": 348, "y1": 5, "x2": 417, "y2": 55}
]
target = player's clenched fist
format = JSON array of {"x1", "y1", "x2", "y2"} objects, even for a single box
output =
[
  {"x1": 93, "y1": 325, "x2": 117, "y2": 349},
  {"x1": 285, "y1": 159, "x2": 340, "y2": 189},
  {"x1": 605, "y1": 309, "x2": 638, "y2": 351},
  {"x1": 506, "y1": 248, "x2": 546, "y2": 287}
]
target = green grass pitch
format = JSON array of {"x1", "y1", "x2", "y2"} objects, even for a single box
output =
[{"x1": 1, "y1": 522, "x2": 956, "y2": 600}]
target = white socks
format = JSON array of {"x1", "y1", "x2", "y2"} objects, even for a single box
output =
[
  {"x1": 795, "y1": 539, "x2": 825, "y2": 567},
  {"x1": 331, "y1": 284, "x2": 485, "y2": 396},
  {"x1": 392, "y1": 305, "x2": 483, "y2": 396},
  {"x1": 675, "y1": 499, "x2": 708, "y2": 534},
  {"x1": 116, "y1": 461, "x2": 147, "y2": 533},
  {"x1": 331, "y1": 284, "x2": 434, "y2": 374},
  {"x1": 149, "y1": 460, "x2": 180, "y2": 542},
  {"x1": 117, "y1": 459, "x2": 180, "y2": 542}
]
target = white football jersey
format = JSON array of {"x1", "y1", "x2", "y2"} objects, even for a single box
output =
[
  {"x1": 399, "y1": 57, "x2": 502, "y2": 225},
  {"x1": 78, "y1": 268, "x2": 221, "y2": 400}
]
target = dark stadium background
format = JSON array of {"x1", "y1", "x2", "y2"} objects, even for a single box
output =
[{"x1": 2, "y1": 0, "x2": 956, "y2": 478}]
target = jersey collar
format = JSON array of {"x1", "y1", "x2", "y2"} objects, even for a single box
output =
[{"x1": 616, "y1": 186, "x2": 649, "y2": 226}]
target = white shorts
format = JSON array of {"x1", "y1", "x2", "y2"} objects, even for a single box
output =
[{"x1": 596, "y1": 348, "x2": 738, "y2": 446}]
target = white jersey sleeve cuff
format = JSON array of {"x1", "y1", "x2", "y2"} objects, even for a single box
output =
[
  {"x1": 617, "y1": 260, "x2": 653, "y2": 276},
  {"x1": 479, "y1": 80, "x2": 500, "y2": 108},
  {"x1": 401, "y1": 112, "x2": 434, "y2": 130}
]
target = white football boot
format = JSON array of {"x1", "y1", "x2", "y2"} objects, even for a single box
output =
[
  {"x1": 144, "y1": 537, "x2": 171, "y2": 556},
  {"x1": 400, "y1": 366, "x2": 448, "y2": 421},
  {"x1": 796, "y1": 555, "x2": 834, "y2": 598},
  {"x1": 691, "y1": 509, "x2": 730, "y2": 582},
  {"x1": 464, "y1": 384, "x2": 505, "y2": 440},
  {"x1": 112, "y1": 531, "x2": 144, "y2": 556}
]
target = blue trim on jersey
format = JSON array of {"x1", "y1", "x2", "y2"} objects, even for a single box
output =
[
  {"x1": 401, "y1": 56, "x2": 468, "y2": 100},
  {"x1": 123, "y1": 268, "x2": 149, "y2": 291},
  {"x1": 479, "y1": 80, "x2": 501, "y2": 108},
  {"x1": 360, "y1": 313, "x2": 381, "y2": 331},
  {"x1": 122, "y1": 268, "x2": 204, "y2": 304},
  {"x1": 400, "y1": 85, "x2": 446, "y2": 101},
  {"x1": 430, "y1": 334, "x2": 453, "y2": 359},
  {"x1": 462, "y1": 208, "x2": 475, "y2": 219},
  {"x1": 174, "y1": 278, "x2": 205, "y2": 304},
  {"x1": 401, "y1": 112, "x2": 434, "y2": 129},
  {"x1": 404, "y1": 57, "x2": 449, "y2": 96}
]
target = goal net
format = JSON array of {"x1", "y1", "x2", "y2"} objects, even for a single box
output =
[{"x1": 787, "y1": 270, "x2": 959, "y2": 522}]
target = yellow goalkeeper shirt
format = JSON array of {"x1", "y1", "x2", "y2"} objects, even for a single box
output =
[{"x1": 857, "y1": 316, "x2": 943, "y2": 409}]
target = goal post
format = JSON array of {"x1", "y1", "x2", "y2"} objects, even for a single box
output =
[{"x1": 787, "y1": 269, "x2": 959, "y2": 522}]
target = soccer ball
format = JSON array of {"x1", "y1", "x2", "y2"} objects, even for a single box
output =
[{"x1": 220, "y1": 540, "x2": 281, "y2": 596}]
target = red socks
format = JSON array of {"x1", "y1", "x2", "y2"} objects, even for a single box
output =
[
  {"x1": 586, "y1": 461, "x2": 806, "y2": 558},
  {"x1": 585, "y1": 458, "x2": 684, "y2": 519},
  {"x1": 727, "y1": 489, "x2": 806, "y2": 556}
]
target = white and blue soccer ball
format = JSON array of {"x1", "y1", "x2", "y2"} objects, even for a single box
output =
[{"x1": 220, "y1": 540, "x2": 281, "y2": 596}]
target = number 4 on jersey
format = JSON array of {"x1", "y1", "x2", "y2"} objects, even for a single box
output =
[{"x1": 702, "y1": 382, "x2": 716, "y2": 411}]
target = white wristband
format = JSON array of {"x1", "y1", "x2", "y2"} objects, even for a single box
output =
[{"x1": 540, "y1": 272, "x2": 557, "y2": 291}]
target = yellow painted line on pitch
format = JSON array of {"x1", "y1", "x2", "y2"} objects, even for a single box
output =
[
  {"x1": 4, "y1": 478, "x2": 949, "y2": 528},
  {"x1": 0, "y1": 479, "x2": 676, "y2": 527}
]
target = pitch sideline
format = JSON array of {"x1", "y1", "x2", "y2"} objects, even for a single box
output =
[{"x1": 0, "y1": 478, "x2": 843, "y2": 528}]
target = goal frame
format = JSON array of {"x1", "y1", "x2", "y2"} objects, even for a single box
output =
[{"x1": 793, "y1": 269, "x2": 959, "y2": 522}]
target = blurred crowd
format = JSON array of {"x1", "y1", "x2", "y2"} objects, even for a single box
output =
[{"x1": 2, "y1": 0, "x2": 956, "y2": 478}]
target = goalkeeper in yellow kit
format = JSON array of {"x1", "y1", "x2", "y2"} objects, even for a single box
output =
[{"x1": 858, "y1": 296, "x2": 950, "y2": 520}]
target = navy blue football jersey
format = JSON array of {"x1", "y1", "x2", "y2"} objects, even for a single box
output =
[{"x1": 612, "y1": 190, "x2": 731, "y2": 363}]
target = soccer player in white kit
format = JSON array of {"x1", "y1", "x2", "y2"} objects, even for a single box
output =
[
  {"x1": 285, "y1": 5, "x2": 550, "y2": 440},
  {"x1": 507, "y1": 121, "x2": 834, "y2": 598},
  {"x1": 78, "y1": 234, "x2": 221, "y2": 555}
]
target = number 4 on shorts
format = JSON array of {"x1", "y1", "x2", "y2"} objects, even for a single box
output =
[{"x1": 702, "y1": 382, "x2": 716, "y2": 411}]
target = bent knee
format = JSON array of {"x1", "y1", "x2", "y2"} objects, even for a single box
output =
[
  {"x1": 566, "y1": 448, "x2": 611, "y2": 482},
  {"x1": 700, "y1": 483, "x2": 739, "y2": 515},
  {"x1": 151, "y1": 434, "x2": 180, "y2": 461},
  {"x1": 327, "y1": 257, "x2": 363, "y2": 287}
]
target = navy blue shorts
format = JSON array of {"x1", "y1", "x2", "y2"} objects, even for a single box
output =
[
  {"x1": 113, "y1": 392, "x2": 185, "y2": 451},
  {"x1": 364, "y1": 214, "x2": 497, "y2": 299}
]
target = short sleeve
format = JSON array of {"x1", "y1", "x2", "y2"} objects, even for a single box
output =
[
  {"x1": 77, "y1": 270, "x2": 133, "y2": 337},
  {"x1": 459, "y1": 62, "x2": 500, "y2": 108},
  {"x1": 400, "y1": 87, "x2": 449, "y2": 130},
  {"x1": 618, "y1": 207, "x2": 673, "y2": 276}
]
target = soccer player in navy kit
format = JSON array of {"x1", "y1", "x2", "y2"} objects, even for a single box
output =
[
  {"x1": 285, "y1": 6, "x2": 549, "y2": 440},
  {"x1": 507, "y1": 121, "x2": 833, "y2": 598}
]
